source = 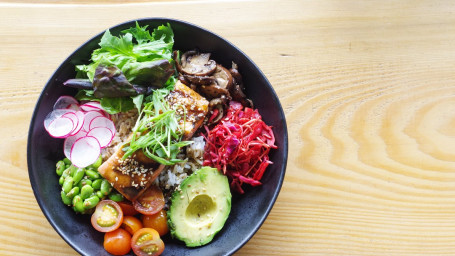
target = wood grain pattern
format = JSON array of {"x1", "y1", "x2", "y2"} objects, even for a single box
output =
[{"x1": 1, "y1": 0, "x2": 455, "y2": 255}]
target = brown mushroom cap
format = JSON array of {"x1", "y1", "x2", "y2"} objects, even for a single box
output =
[
  {"x1": 174, "y1": 50, "x2": 217, "y2": 76},
  {"x1": 183, "y1": 74, "x2": 216, "y2": 85},
  {"x1": 199, "y1": 84, "x2": 230, "y2": 99},
  {"x1": 213, "y1": 64, "x2": 233, "y2": 90},
  {"x1": 229, "y1": 66, "x2": 253, "y2": 108}
]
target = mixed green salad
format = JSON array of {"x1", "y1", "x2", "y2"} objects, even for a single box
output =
[{"x1": 44, "y1": 22, "x2": 276, "y2": 256}]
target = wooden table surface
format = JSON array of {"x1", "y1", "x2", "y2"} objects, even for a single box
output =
[{"x1": 2, "y1": 0, "x2": 455, "y2": 255}]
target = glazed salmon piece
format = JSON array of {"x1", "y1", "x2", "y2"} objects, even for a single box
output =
[{"x1": 98, "y1": 82, "x2": 209, "y2": 201}]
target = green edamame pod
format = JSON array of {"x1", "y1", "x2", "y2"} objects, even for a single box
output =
[
  {"x1": 85, "y1": 169, "x2": 100, "y2": 180},
  {"x1": 72, "y1": 168, "x2": 85, "y2": 185},
  {"x1": 96, "y1": 190, "x2": 104, "y2": 199},
  {"x1": 83, "y1": 195, "x2": 100, "y2": 209},
  {"x1": 108, "y1": 191, "x2": 124, "y2": 202},
  {"x1": 91, "y1": 156, "x2": 103, "y2": 169},
  {"x1": 59, "y1": 175, "x2": 65, "y2": 186},
  {"x1": 63, "y1": 158, "x2": 71, "y2": 165},
  {"x1": 66, "y1": 186, "x2": 80, "y2": 198},
  {"x1": 73, "y1": 195, "x2": 85, "y2": 213},
  {"x1": 80, "y1": 185, "x2": 94, "y2": 200},
  {"x1": 92, "y1": 179, "x2": 102, "y2": 190},
  {"x1": 62, "y1": 177, "x2": 74, "y2": 194},
  {"x1": 61, "y1": 191, "x2": 72, "y2": 206},
  {"x1": 56, "y1": 161, "x2": 65, "y2": 176},
  {"x1": 100, "y1": 180, "x2": 112, "y2": 196}
]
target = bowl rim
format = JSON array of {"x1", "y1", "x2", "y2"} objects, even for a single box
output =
[{"x1": 27, "y1": 17, "x2": 288, "y2": 256}]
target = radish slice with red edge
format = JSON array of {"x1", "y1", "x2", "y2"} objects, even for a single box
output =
[
  {"x1": 53, "y1": 96, "x2": 78, "y2": 110},
  {"x1": 67, "y1": 103, "x2": 80, "y2": 111},
  {"x1": 44, "y1": 109, "x2": 75, "y2": 132},
  {"x1": 63, "y1": 130, "x2": 87, "y2": 159},
  {"x1": 70, "y1": 111, "x2": 85, "y2": 135},
  {"x1": 80, "y1": 102, "x2": 103, "y2": 112},
  {"x1": 47, "y1": 116, "x2": 75, "y2": 138},
  {"x1": 82, "y1": 111, "x2": 105, "y2": 132},
  {"x1": 87, "y1": 127, "x2": 114, "y2": 148},
  {"x1": 61, "y1": 112, "x2": 79, "y2": 134},
  {"x1": 70, "y1": 136, "x2": 101, "y2": 168},
  {"x1": 89, "y1": 116, "x2": 116, "y2": 133}
]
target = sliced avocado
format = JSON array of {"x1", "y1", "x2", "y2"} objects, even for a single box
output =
[{"x1": 167, "y1": 167, "x2": 231, "y2": 247}]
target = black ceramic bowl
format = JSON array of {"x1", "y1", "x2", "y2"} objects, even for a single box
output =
[{"x1": 27, "y1": 18, "x2": 288, "y2": 256}]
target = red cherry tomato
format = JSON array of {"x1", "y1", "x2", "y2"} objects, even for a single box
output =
[
  {"x1": 131, "y1": 228, "x2": 164, "y2": 256},
  {"x1": 141, "y1": 210, "x2": 169, "y2": 236},
  {"x1": 104, "y1": 228, "x2": 131, "y2": 255},
  {"x1": 117, "y1": 201, "x2": 139, "y2": 216},
  {"x1": 133, "y1": 185, "x2": 165, "y2": 215},
  {"x1": 91, "y1": 200, "x2": 123, "y2": 232},
  {"x1": 122, "y1": 215, "x2": 143, "y2": 235}
]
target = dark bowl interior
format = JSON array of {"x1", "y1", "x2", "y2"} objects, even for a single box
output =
[{"x1": 27, "y1": 18, "x2": 288, "y2": 256}]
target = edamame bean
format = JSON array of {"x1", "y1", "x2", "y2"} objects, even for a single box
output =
[
  {"x1": 62, "y1": 168, "x2": 70, "y2": 179},
  {"x1": 62, "y1": 177, "x2": 74, "y2": 194},
  {"x1": 69, "y1": 165, "x2": 77, "y2": 176},
  {"x1": 63, "y1": 158, "x2": 71, "y2": 165},
  {"x1": 96, "y1": 191, "x2": 104, "y2": 199},
  {"x1": 72, "y1": 168, "x2": 85, "y2": 185},
  {"x1": 59, "y1": 175, "x2": 65, "y2": 186},
  {"x1": 80, "y1": 185, "x2": 94, "y2": 200},
  {"x1": 61, "y1": 191, "x2": 72, "y2": 206},
  {"x1": 73, "y1": 195, "x2": 85, "y2": 213},
  {"x1": 56, "y1": 161, "x2": 65, "y2": 176},
  {"x1": 108, "y1": 191, "x2": 124, "y2": 202},
  {"x1": 83, "y1": 195, "x2": 100, "y2": 209},
  {"x1": 85, "y1": 169, "x2": 100, "y2": 180},
  {"x1": 82, "y1": 179, "x2": 92, "y2": 186},
  {"x1": 100, "y1": 180, "x2": 112, "y2": 196},
  {"x1": 66, "y1": 187, "x2": 80, "y2": 199},
  {"x1": 92, "y1": 179, "x2": 102, "y2": 190},
  {"x1": 91, "y1": 156, "x2": 102, "y2": 169}
]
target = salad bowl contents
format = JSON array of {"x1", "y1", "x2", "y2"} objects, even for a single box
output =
[{"x1": 28, "y1": 18, "x2": 288, "y2": 256}]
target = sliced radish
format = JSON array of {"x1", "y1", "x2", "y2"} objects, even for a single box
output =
[
  {"x1": 44, "y1": 109, "x2": 75, "y2": 132},
  {"x1": 80, "y1": 102, "x2": 103, "y2": 112},
  {"x1": 63, "y1": 130, "x2": 87, "y2": 159},
  {"x1": 67, "y1": 103, "x2": 80, "y2": 111},
  {"x1": 70, "y1": 136, "x2": 101, "y2": 168},
  {"x1": 53, "y1": 96, "x2": 79, "y2": 110},
  {"x1": 87, "y1": 127, "x2": 114, "y2": 148},
  {"x1": 82, "y1": 111, "x2": 105, "y2": 132},
  {"x1": 70, "y1": 111, "x2": 85, "y2": 136},
  {"x1": 62, "y1": 112, "x2": 79, "y2": 134},
  {"x1": 47, "y1": 116, "x2": 75, "y2": 138},
  {"x1": 89, "y1": 116, "x2": 116, "y2": 133}
]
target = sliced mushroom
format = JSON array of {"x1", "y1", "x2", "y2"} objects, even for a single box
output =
[
  {"x1": 174, "y1": 50, "x2": 217, "y2": 76},
  {"x1": 199, "y1": 84, "x2": 230, "y2": 99},
  {"x1": 229, "y1": 64, "x2": 253, "y2": 108},
  {"x1": 213, "y1": 64, "x2": 233, "y2": 90},
  {"x1": 207, "y1": 97, "x2": 229, "y2": 125},
  {"x1": 183, "y1": 75, "x2": 216, "y2": 85}
]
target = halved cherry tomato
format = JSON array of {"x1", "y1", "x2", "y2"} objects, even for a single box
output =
[
  {"x1": 133, "y1": 185, "x2": 165, "y2": 215},
  {"x1": 131, "y1": 228, "x2": 164, "y2": 256},
  {"x1": 117, "y1": 201, "x2": 139, "y2": 216},
  {"x1": 122, "y1": 215, "x2": 143, "y2": 235},
  {"x1": 104, "y1": 228, "x2": 131, "y2": 255},
  {"x1": 141, "y1": 210, "x2": 169, "y2": 236},
  {"x1": 91, "y1": 200, "x2": 123, "y2": 232}
]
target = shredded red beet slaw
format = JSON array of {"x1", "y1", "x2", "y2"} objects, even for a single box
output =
[{"x1": 202, "y1": 101, "x2": 277, "y2": 193}]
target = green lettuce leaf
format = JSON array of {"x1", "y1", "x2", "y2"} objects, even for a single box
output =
[
  {"x1": 100, "y1": 97, "x2": 135, "y2": 114},
  {"x1": 79, "y1": 22, "x2": 174, "y2": 83}
]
